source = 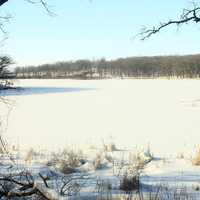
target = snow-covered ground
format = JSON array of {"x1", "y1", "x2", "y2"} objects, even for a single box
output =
[
  {"x1": 1, "y1": 146, "x2": 200, "y2": 199},
  {"x1": 0, "y1": 79, "x2": 200, "y2": 199}
]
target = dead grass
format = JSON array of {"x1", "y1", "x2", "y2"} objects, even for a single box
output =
[
  {"x1": 177, "y1": 153, "x2": 185, "y2": 159},
  {"x1": 93, "y1": 153, "x2": 104, "y2": 170},
  {"x1": 95, "y1": 179, "x2": 112, "y2": 200},
  {"x1": 192, "y1": 147, "x2": 200, "y2": 166},
  {"x1": 103, "y1": 142, "x2": 118, "y2": 152},
  {"x1": 95, "y1": 185, "x2": 195, "y2": 200},
  {"x1": 119, "y1": 174, "x2": 140, "y2": 193},
  {"x1": 47, "y1": 148, "x2": 85, "y2": 174}
]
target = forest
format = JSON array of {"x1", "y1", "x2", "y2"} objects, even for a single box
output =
[{"x1": 15, "y1": 54, "x2": 200, "y2": 79}]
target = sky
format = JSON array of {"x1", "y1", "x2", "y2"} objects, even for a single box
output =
[{"x1": 0, "y1": 0, "x2": 200, "y2": 66}]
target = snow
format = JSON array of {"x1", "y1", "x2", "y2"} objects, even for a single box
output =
[
  {"x1": 1, "y1": 79, "x2": 200, "y2": 198},
  {"x1": 143, "y1": 158, "x2": 200, "y2": 185},
  {"x1": 1, "y1": 79, "x2": 200, "y2": 157},
  {"x1": 2, "y1": 148, "x2": 199, "y2": 199}
]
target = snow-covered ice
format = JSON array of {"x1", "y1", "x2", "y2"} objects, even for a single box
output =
[{"x1": 1, "y1": 79, "x2": 200, "y2": 157}]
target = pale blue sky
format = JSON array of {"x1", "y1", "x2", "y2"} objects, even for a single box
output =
[{"x1": 1, "y1": 0, "x2": 200, "y2": 66}]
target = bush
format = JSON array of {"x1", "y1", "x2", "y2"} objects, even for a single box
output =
[
  {"x1": 119, "y1": 174, "x2": 140, "y2": 193},
  {"x1": 57, "y1": 161, "x2": 77, "y2": 174},
  {"x1": 47, "y1": 149, "x2": 85, "y2": 174}
]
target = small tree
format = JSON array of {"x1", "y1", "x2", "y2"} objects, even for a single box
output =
[{"x1": 0, "y1": 55, "x2": 14, "y2": 89}]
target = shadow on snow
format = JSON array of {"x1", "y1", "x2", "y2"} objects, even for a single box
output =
[{"x1": 0, "y1": 87, "x2": 96, "y2": 96}]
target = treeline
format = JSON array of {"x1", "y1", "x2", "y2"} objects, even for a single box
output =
[{"x1": 15, "y1": 54, "x2": 200, "y2": 79}]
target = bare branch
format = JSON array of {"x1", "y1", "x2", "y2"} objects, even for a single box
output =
[
  {"x1": 0, "y1": 171, "x2": 60, "y2": 199},
  {"x1": 25, "y1": 0, "x2": 56, "y2": 16},
  {"x1": 0, "y1": 0, "x2": 53, "y2": 15},
  {"x1": 138, "y1": 3, "x2": 200, "y2": 40},
  {"x1": 0, "y1": 0, "x2": 8, "y2": 7},
  {"x1": 0, "y1": 0, "x2": 55, "y2": 37},
  {"x1": 0, "y1": 14, "x2": 11, "y2": 35},
  {"x1": 39, "y1": 173, "x2": 50, "y2": 188}
]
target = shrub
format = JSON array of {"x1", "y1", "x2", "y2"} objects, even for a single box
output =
[
  {"x1": 47, "y1": 148, "x2": 85, "y2": 174},
  {"x1": 57, "y1": 161, "x2": 77, "y2": 174},
  {"x1": 119, "y1": 174, "x2": 140, "y2": 193}
]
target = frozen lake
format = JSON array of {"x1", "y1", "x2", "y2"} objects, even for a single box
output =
[{"x1": 1, "y1": 79, "x2": 200, "y2": 156}]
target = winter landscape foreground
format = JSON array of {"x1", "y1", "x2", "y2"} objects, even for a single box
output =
[{"x1": 1, "y1": 79, "x2": 200, "y2": 199}]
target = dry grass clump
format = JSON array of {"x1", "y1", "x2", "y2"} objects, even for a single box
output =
[
  {"x1": 93, "y1": 153, "x2": 104, "y2": 170},
  {"x1": 119, "y1": 174, "x2": 140, "y2": 193},
  {"x1": 102, "y1": 138, "x2": 119, "y2": 152},
  {"x1": 176, "y1": 153, "x2": 185, "y2": 159},
  {"x1": 192, "y1": 147, "x2": 200, "y2": 166},
  {"x1": 131, "y1": 154, "x2": 147, "y2": 171},
  {"x1": 57, "y1": 161, "x2": 77, "y2": 174},
  {"x1": 24, "y1": 148, "x2": 37, "y2": 164},
  {"x1": 47, "y1": 148, "x2": 85, "y2": 174},
  {"x1": 103, "y1": 142, "x2": 118, "y2": 152},
  {"x1": 116, "y1": 154, "x2": 142, "y2": 195},
  {"x1": 129, "y1": 150, "x2": 152, "y2": 172},
  {"x1": 92, "y1": 150, "x2": 114, "y2": 170},
  {"x1": 105, "y1": 153, "x2": 114, "y2": 163},
  {"x1": 116, "y1": 149, "x2": 153, "y2": 197}
]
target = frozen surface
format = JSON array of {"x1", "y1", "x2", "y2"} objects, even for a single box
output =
[{"x1": 1, "y1": 79, "x2": 200, "y2": 156}]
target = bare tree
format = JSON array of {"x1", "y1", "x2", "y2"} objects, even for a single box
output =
[
  {"x1": 139, "y1": 2, "x2": 200, "y2": 40},
  {"x1": 0, "y1": 56, "x2": 14, "y2": 90}
]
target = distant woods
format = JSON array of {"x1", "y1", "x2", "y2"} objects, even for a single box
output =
[{"x1": 15, "y1": 54, "x2": 200, "y2": 79}]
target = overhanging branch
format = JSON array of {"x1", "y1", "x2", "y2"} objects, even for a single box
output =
[
  {"x1": 25, "y1": 0, "x2": 55, "y2": 16},
  {"x1": 0, "y1": 0, "x2": 54, "y2": 16},
  {"x1": 138, "y1": 4, "x2": 200, "y2": 40},
  {"x1": 0, "y1": 0, "x2": 8, "y2": 7}
]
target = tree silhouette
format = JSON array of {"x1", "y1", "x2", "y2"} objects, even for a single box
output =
[
  {"x1": 0, "y1": 0, "x2": 7, "y2": 6},
  {"x1": 0, "y1": 56, "x2": 14, "y2": 89},
  {"x1": 0, "y1": 0, "x2": 48, "y2": 7},
  {"x1": 139, "y1": 2, "x2": 200, "y2": 40},
  {"x1": 0, "y1": 0, "x2": 52, "y2": 15}
]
